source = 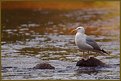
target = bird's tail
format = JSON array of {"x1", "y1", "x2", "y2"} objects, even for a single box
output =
[{"x1": 101, "y1": 49, "x2": 109, "y2": 55}]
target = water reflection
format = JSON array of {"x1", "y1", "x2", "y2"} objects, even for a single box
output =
[{"x1": 76, "y1": 67, "x2": 99, "y2": 75}]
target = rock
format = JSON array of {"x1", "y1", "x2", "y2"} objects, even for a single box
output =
[
  {"x1": 33, "y1": 63, "x2": 55, "y2": 69},
  {"x1": 76, "y1": 57, "x2": 105, "y2": 67}
]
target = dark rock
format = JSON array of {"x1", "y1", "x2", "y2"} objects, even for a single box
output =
[
  {"x1": 33, "y1": 63, "x2": 55, "y2": 69},
  {"x1": 76, "y1": 57, "x2": 105, "y2": 67}
]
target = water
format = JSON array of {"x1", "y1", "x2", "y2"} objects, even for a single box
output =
[{"x1": 1, "y1": 6, "x2": 120, "y2": 80}]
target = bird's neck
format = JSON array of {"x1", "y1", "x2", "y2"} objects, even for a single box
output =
[
  {"x1": 76, "y1": 32, "x2": 85, "y2": 39},
  {"x1": 76, "y1": 32, "x2": 84, "y2": 35}
]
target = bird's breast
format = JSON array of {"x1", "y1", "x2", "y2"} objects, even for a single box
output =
[{"x1": 75, "y1": 33, "x2": 86, "y2": 45}]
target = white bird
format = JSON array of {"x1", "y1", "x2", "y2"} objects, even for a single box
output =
[{"x1": 71, "y1": 26, "x2": 108, "y2": 59}]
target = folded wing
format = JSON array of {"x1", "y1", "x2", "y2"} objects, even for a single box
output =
[{"x1": 86, "y1": 36, "x2": 101, "y2": 51}]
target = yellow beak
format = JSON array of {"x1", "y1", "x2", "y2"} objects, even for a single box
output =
[{"x1": 70, "y1": 29, "x2": 76, "y2": 33}]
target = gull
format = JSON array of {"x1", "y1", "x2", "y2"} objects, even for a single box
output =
[{"x1": 71, "y1": 26, "x2": 108, "y2": 59}]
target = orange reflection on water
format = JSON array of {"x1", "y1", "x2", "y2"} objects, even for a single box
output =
[{"x1": 1, "y1": 1, "x2": 120, "y2": 10}]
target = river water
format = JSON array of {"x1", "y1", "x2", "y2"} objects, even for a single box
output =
[{"x1": 1, "y1": 7, "x2": 120, "y2": 80}]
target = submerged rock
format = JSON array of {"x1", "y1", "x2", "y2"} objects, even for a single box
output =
[
  {"x1": 33, "y1": 63, "x2": 55, "y2": 69},
  {"x1": 76, "y1": 57, "x2": 105, "y2": 67}
]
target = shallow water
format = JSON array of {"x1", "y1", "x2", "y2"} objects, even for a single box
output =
[{"x1": 1, "y1": 6, "x2": 120, "y2": 80}]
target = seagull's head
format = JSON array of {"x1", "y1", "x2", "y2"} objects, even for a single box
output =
[
  {"x1": 71, "y1": 26, "x2": 85, "y2": 34},
  {"x1": 76, "y1": 26, "x2": 85, "y2": 33}
]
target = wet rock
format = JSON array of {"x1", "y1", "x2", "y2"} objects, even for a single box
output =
[
  {"x1": 76, "y1": 57, "x2": 105, "y2": 67},
  {"x1": 33, "y1": 63, "x2": 55, "y2": 69}
]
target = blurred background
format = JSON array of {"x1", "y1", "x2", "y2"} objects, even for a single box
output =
[{"x1": 1, "y1": 0, "x2": 120, "y2": 80}]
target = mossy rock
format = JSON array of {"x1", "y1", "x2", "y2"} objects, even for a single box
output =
[
  {"x1": 76, "y1": 57, "x2": 105, "y2": 67},
  {"x1": 33, "y1": 63, "x2": 55, "y2": 69}
]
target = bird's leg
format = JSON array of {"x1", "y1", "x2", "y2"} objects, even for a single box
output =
[
  {"x1": 88, "y1": 51, "x2": 90, "y2": 54},
  {"x1": 81, "y1": 51, "x2": 89, "y2": 60},
  {"x1": 82, "y1": 50, "x2": 84, "y2": 56},
  {"x1": 96, "y1": 52, "x2": 98, "y2": 54},
  {"x1": 83, "y1": 51, "x2": 84, "y2": 58},
  {"x1": 83, "y1": 51, "x2": 84, "y2": 55},
  {"x1": 94, "y1": 52, "x2": 98, "y2": 57},
  {"x1": 82, "y1": 50, "x2": 85, "y2": 59},
  {"x1": 83, "y1": 54, "x2": 89, "y2": 60},
  {"x1": 87, "y1": 51, "x2": 90, "y2": 59}
]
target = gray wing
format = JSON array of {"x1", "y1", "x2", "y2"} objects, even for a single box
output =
[{"x1": 86, "y1": 36, "x2": 101, "y2": 50}]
